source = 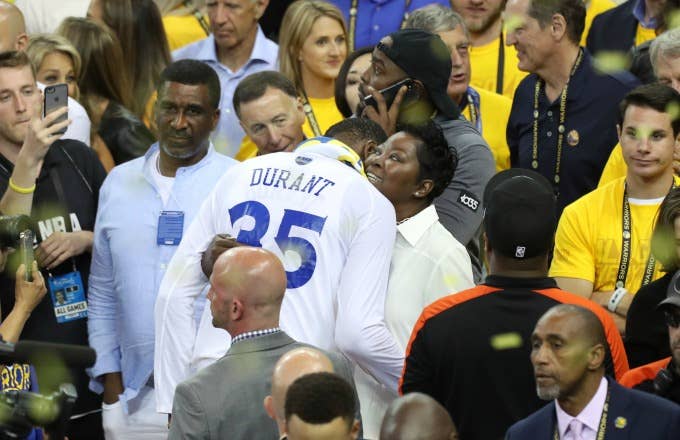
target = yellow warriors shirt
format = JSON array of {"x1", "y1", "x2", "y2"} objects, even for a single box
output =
[
  {"x1": 598, "y1": 144, "x2": 626, "y2": 188},
  {"x1": 581, "y1": 0, "x2": 617, "y2": 46},
  {"x1": 463, "y1": 87, "x2": 512, "y2": 172},
  {"x1": 635, "y1": 24, "x2": 657, "y2": 47},
  {"x1": 550, "y1": 176, "x2": 679, "y2": 293},
  {"x1": 236, "y1": 96, "x2": 344, "y2": 161},
  {"x1": 469, "y1": 34, "x2": 527, "y2": 100},
  {"x1": 163, "y1": 15, "x2": 209, "y2": 52}
]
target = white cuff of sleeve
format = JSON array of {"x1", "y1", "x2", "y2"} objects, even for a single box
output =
[{"x1": 608, "y1": 287, "x2": 628, "y2": 312}]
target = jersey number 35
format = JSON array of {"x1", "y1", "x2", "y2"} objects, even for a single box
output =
[{"x1": 229, "y1": 200, "x2": 327, "y2": 289}]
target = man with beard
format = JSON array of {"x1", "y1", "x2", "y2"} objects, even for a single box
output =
[
  {"x1": 507, "y1": 304, "x2": 680, "y2": 439},
  {"x1": 88, "y1": 59, "x2": 236, "y2": 439},
  {"x1": 405, "y1": 4, "x2": 513, "y2": 171},
  {"x1": 448, "y1": 0, "x2": 526, "y2": 98}
]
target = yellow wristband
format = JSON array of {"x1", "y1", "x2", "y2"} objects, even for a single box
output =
[{"x1": 8, "y1": 177, "x2": 36, "y2": 194}]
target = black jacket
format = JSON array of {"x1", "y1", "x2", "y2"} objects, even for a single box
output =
[{"x1": 586, "y1": 0, "x2": 638, "y2": 55}]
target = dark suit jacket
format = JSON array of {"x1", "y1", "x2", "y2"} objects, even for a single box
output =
[
  {"x1": 168, "y1": 331, "x2": 357, "y2": 440},
  {"x1": 586, "y1": 0, "x2": 638, "y2": 56},
  {"x1": 506, "y1": 377, "x2": 680, "y2": 439}
]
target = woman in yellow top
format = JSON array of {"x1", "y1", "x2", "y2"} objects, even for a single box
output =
[
  {"x1": 154, "y1": 0, "x2": 210, "y2": 51},
  {"x1": 279, "y1": 0, "x2": 348, "y2": 135},
  {"x1": 236, "y1": 0, "x2": 348, "y2": 160}
]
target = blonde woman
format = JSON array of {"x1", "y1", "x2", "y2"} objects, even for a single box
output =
[
  {"x1": 236, "y1": 0, "x2": 348, "y2": 160},
  {"x1": 280, "y1": 0, "x2": 348, "y2": 136},
  {"x1": 25, "y1": 34, "x2": 81, "y2": 99}
]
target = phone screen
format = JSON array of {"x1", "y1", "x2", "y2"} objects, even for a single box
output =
[
  {"x1": 19, "y1": 230, "x2": 34, "y2": 282},
  {"x1": 43, "y1": 84, "x2": 68, "y2": 135}
]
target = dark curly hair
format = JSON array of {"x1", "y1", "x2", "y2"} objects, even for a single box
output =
[
  {"x1": 284, "y1": 372, "x2": 355, "y2": 427},
  {"x1": 397, "y1": 121, "x2": 457, "y2": 203}
]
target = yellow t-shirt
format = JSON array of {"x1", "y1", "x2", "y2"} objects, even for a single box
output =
[
  {"x1": 598, "y1": 144, "x2": 626, "y2": 188},
  {"x1": 463, "y1": 87, "x2": 512, "y2": 172},
  {"x1": 581, "y1": 0, "x2": 617, "y2": 46},
  {"x1": 550, "y1": 176, "x2": 678, "y2": 293},
  {"x1": 163, "y1": 15, "x2": 209, "y2": 52},
  {"x1": 235, "y1": 96, "x2": 344, "y2": 161},
  {"x1": 469, "y1": 34, "x2": 527, "y2": 100},
  {"x1": 635, "y1": 24, "x2": 657, "y2": 47}
]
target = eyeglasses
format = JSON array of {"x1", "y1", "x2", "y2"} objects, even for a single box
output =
[{"x1": 664, "y1": 310, "x2": 680, "y2": 328}]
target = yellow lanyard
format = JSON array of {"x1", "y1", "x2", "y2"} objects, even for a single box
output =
[
  {"x1": 183, "y1": 0, "x2": 210, "y2": 36},
  {"x1": 531, "y1": 49, "x2": 583, "y2": 189},
  {"x1": 300, "y1": 91, "x2": 322, "y2": 137},
  {"x1": 553, "y1": 387, "x2": 610, "y2": 440}
]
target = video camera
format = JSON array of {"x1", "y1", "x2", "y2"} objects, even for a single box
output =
[
  {"x1": 0, "y1": 339, "x2": 96, "y2": 440},
  {"x1": 0, "y1": 384, "x2": 76, "y2": 440}
]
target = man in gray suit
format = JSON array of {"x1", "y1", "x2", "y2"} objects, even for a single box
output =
[
  {"x1": 168, "y1": 247, "x2": 304, "y2": 439},
  {"x1": 169, "y1": 247, "x2": 360, "y2": 439}
]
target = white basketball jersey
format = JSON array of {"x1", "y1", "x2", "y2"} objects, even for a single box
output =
[{"x1": 155, "y1": 151, "x2": 401, "y2": 413}]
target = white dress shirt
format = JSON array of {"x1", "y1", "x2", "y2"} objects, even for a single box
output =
[{"x1": 355, "y1": 204, "x2": 475, "y2": 438}]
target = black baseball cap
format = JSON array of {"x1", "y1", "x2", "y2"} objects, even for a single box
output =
[
  {"x1": 483, "y1": 169, "x2": 557, "y2": 259},
  {"x1": 658, "y1": 270, "x2": 680, "y2": 310},
  {"x1": 377, "y1": 29, "x2": 460, "y2": 120}
]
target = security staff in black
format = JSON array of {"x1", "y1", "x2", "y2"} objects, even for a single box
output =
[{"x1": 400, "y1": 169, "x2": 629, "y2": 440}]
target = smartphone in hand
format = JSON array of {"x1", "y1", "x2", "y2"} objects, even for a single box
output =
[
  {"x1": 18, "y1": 230, "x2": 34, "y2": 282},
  {"x1": 363, "y1": 78, "x2": 415, "y2": 111},
  {"x1": 43, "y1": 84, "x2": 68, "y2": 135}
]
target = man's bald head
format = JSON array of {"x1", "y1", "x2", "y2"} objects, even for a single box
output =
[
  {"x1": 208, "y1": 247, "x2": 287, "y2": 333},
  {"x1": 265, "y1": 347, "x2": 335, "y2": 432},
  {"x1": 380, "y1": 393, "x2": 458, "y2": 440},
  {"x1": 0, "y1": 1, "x2": 27, "y2": 52},
  {"x1": 538, "y1": 304, "x2": 606, "y2": 348}
]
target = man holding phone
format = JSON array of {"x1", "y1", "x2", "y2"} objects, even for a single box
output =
[
  {"x1": 358, "y1": 29, "x2": 495, "y2": 282},
  {"x1": 0, "y1": 50, "x2": 107, "y2": 439},
  {"x1": 0, "y1": 0, "x2": 91, "y2": 147}
]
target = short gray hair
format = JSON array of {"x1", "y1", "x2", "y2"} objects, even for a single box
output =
[
  {"x1": 651, "y1": 28, "x2": 680, "y2": 75},
  {"x1": 404, "y1": 4, "x2": 470, "y2": 39}
]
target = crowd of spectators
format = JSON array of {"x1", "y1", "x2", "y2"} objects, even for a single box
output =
[{"x1": 1, "y1": 0, "x2": 680, "y2": 439}]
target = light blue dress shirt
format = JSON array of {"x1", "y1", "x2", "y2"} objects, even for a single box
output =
[
  {"x1": 328, "y1": 0, "x2": 450, "y2": 49},
  {"x1": 87, "y1": 143, "x2": 236, "y2": 414},
  {"x1": 173, "y1": 27, "x2": 278, "y2": 157}
]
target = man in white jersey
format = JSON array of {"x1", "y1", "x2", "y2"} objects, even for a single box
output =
[{"x1": 154, "y1": 139, "x2": 401, "y2": 414}]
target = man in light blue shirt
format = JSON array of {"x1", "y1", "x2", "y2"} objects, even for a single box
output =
[
  {"x1": 173, "y1": 0, "x2": 278, "y2": 157},
  {"x1": 87, "y1": 60, "x2": 236, "y2": 439},
  {"x1": 328, "y1": 0, "x2": 450, "y2": 50}
]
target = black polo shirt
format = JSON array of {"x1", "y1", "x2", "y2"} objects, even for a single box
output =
[
  {"x1": 0, "y1": 139, "x2": 106, "y2": 414},
  {"x1": 507, "y1": 50, "x2": 638, "y2": 215},
  {"x1": 401, "y1": 275, "x2": 626, "y2": 440}
]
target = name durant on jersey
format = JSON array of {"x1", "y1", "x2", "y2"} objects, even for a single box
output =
[{"x1": 250, "y1": 167, "x2": 336, "y2": 197}]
